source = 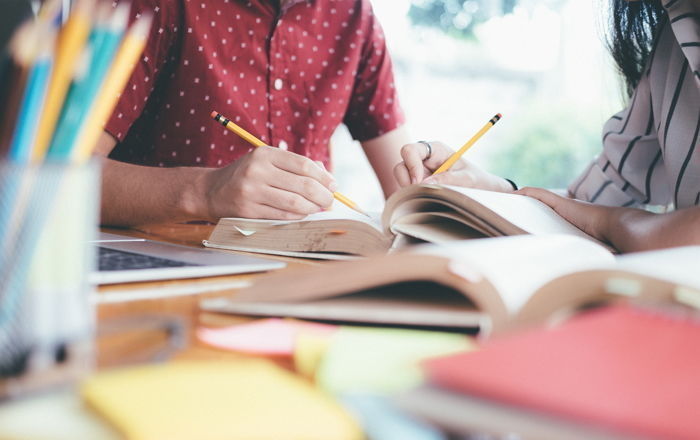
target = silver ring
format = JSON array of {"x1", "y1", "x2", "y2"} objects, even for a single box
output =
[{"x1": 418, "y1": 141, "x2": 432, "y2": 160}]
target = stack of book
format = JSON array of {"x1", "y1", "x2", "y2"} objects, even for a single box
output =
[{"x1": 398, "y1": 305, "x2": 700, "y2": 439}]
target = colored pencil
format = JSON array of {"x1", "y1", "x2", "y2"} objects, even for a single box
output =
[
  {"x1": 0, "y1": 22, "x2": 37, "y2": 156},
  {"x1": 7, "y1": 30, "x2": 55, "y2": 163},
  {"x1": 46, "y1": 2, "x2": 129, "y2": 161},
  {"x1": 37, "y1": 0, "x2": 63, "y2": 24},
  {"x1": 210, "y1": 111, "x2": 369, "y2": 217},
  {"x1": 0, "y1": 1, "x2": 140, "y2": 373},
  {"x1": 0, "y1": 60, "x2": 29, "y2": 157},
  {"x1": 432, "y1": 113, "x2": 502, "y2": 175},
  {"x1": 0, "y1": 0, "x2": 60, "y2": 155},
  {"x1": 32, "y1": 0, "x2": 95, "y2": 161},
  {"x1": 74, "y1": 14, "x2": 152, "y2": 161}
]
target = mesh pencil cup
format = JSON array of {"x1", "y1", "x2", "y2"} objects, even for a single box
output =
[{"x1": 0, "y1": 160, "x2": 99, "y2": 398}]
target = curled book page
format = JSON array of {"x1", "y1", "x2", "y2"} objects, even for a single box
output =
[{"x1": 233, "y1": 226, "x2": 256, "y2": 236}]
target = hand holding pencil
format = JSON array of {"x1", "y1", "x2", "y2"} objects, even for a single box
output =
[
  {"x1": 393, "y1": 114, "x2": 515, "y2": 193},
  {"x1": 211, "y1": 111, "x2": 369, "y2": 218},
  {"x1": 204, "y1": 111, "x2": 365, "y2": 220}
]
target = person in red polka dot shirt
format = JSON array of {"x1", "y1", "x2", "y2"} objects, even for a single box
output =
[{"x1": 94, "y1": 0, "x2": 410, "y2": 224}]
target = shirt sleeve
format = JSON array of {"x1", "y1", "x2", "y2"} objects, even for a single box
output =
[
  {"x1": 569, "y1": 21, "x2": 676, "y2": 208},
  {"x1": 104, "y1": 0, "x2": 180, "y2": 142},
  {"x1": 343, "y1": 0, "x2": 405, "y2": 142},
  {"x1": 568, "y1": 77, "x2": 670, "y2": 208},
  {"x1": 665, "y1": 0, "x2": 700, "y2": 91},
  {"x1": 570, "y1": 2, "x2": 700, "y2": 208}
]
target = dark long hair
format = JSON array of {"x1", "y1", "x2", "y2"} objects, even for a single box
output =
[{"x1": 606, "y1": 0, "x2": 666, "y2": 96}]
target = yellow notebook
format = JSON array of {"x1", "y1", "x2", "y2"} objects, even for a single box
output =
[{"x1": 81, "y1": 360, "x2": 362, "y2": 440}]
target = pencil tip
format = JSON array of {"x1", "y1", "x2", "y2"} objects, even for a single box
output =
[
  {"x1": 109, "y1": 2, "x2": 131, "y2": 31},
  {"x1": 355, "y1": 207, "x2": 371, "y2": 218},
  {"x1": 131, "y1": 13, "x2": 153, "y2": 37}
]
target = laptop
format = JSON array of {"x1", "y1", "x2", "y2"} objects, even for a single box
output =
[{"x1": 91, "y1": 232, "x2": 285, "y2": 285}]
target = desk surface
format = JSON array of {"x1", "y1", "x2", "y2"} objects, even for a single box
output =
[
  {"x1": 0, "y1": 223, "x2": 312, "y2": 440},
  {"x1": 1, "y1": 224, "x2": 661, "y2": 440},
  {"x1": 97, "y1": 222, "x2": 311, "y2": 369}
]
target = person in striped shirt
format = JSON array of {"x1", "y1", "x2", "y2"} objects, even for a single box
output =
[{"x1": 395, "y1": 0, "x2": 700, "y2": 253}]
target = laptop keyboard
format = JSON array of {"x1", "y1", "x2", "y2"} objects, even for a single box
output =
[{"x1": 98, "y1": 247, "x2": 199, "y2": 271}]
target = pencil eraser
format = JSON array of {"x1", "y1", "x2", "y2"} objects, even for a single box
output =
[{"x1": 210, "y1": 111, "x2": 218, "y2": 119}]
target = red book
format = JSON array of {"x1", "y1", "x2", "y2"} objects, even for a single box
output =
[{"x1": 426, "y1": 306, "x2": 700, "y2": 440}]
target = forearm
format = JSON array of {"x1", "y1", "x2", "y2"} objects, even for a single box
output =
[
  {"x1": 607, "y1": 207, "x2": 700, "y2": 253},
  {"x1": 361, "y1": 125, "x2": 412, "y2": 198},
  {"x1": 100, "y1": 158, "x2": 210, "y2": 226}
]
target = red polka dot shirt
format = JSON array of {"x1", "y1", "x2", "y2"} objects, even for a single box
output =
[{"x1": 106, "y1": 0, "x2": 406, "y2": 169}]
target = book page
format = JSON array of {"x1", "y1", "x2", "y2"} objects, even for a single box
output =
[
  {"x1": 442, "y1": 186, "x2": 597, "y2": 239},
  {"x1": 220, "y1": 208, "x2": 382, "y2": 230},
  {"x1": 614, "y1": 246, "x2": 700, "y2": 289},
  {"x1": 383, "y1": 184, "x2": 607, "y2": 247},
  {"x1": 416, "y1": 235, "x2": 615, "y2": 315},
  {"x1": 207, "y1": 204, "x2": 389, "y2": 257},
  {"x1": 307, "y1": 208, "x2": 382, "y2": 228}
]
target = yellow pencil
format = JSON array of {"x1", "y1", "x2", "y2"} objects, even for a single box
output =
[
  {"x1": 37, "y1": 0, "x2": 62, "y2": 23},
  {"x1": 433, "y1": 113, "x2": 502, "y2": 175},
  {"x1": 210, "y1": 111, "x2": 369, "y2": 217},
  {"x1": 32, "y1": 0, "x2": 95, "y2": 161},
  {"x1": 74, "y1": 15, "x2": 153, "y2": 161}
]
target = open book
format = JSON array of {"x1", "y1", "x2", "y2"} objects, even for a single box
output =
[
  {"x1": 203, "y1": 184, "x2": 606, "y2": 259},
  {"x1": 201, "y1": 235, "x2": 700, "y2": 334}
]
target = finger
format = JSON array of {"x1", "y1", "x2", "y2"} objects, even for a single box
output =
[
  {"x1": 393, "y1": 162, "x2": 412, "y2": 187},
  {"x1": 423, "y1": 170, "x2": 476, "y2": 187},
  {"x1": 517, "y1": 187, "x2": 606, "y2": 238},
  {"x1": 517, "y1": 187, "x2": 570, "y2": 212},
  {"x1": 268, "y1": 169, "x2": 334, "y2": 209},
  {"x1": 400, "y1": 143, "x2": 428, "y2": 184},
  {"x1": 262, "y1": 185, "x2": 324, "y2": 216},
  {"x1": 422, "y1": 141, "x2": 464, "y2": 171},
  {"x1": 248, "y1": 203, "x2": 307, "y2": 220},
  {"x1": 313, "y1": 161, "x2": 335, "y2": 193},
  {"x1": 267, "y1": 148, "x2": 336, "y2": 190}
]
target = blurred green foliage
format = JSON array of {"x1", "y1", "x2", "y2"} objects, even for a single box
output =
[
  {"x1": 408, "y1": 0, "x2": 606, "y2": 189},
  {"x1": 408, "y1": 0, "x2": 515, "y2": 38},
  {"x1": 408, "y1": 0, "x2": 566, "y2": 38},
  {"x1": 488, "y1": 105, "x2": 602, "y2": 189}
]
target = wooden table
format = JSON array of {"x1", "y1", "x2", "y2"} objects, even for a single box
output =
[
  {"x1": 0, "y1": 223, "x2": 317, "y2": 440},
  {"x1": 96, "y1": 222, "x2": 314, "y2": 370}
]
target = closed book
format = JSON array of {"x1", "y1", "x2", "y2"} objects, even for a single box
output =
[{"x1": 411, "y1": 306, "x2": 700, "y2": 439}]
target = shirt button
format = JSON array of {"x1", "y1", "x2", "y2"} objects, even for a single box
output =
[
  {"x1": 279, "y1": 140, "x2": 288, "y2": 150},
  {"x1": 274, "y1": 78, "x2": 284, "y2": 90}
]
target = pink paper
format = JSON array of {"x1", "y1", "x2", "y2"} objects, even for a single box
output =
[{"x1": 198, "y1": 318, "x2": 336, "y2": 356}]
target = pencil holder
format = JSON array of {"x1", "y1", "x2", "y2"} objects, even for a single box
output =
[{"x1": 0, "y1": 160, "x2": 99, "y2": 398}]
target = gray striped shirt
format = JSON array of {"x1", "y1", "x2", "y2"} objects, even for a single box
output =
[{"x1": 570, "y1": 0, "x2": 700, "y2": 209}]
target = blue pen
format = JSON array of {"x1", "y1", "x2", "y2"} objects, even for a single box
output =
[
  {"x1": 46, "y1": 2, "x2": 130, "y2": 160},
  {"x1": 7, "y1": 42, "x2": 54, "y2": 163}
]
